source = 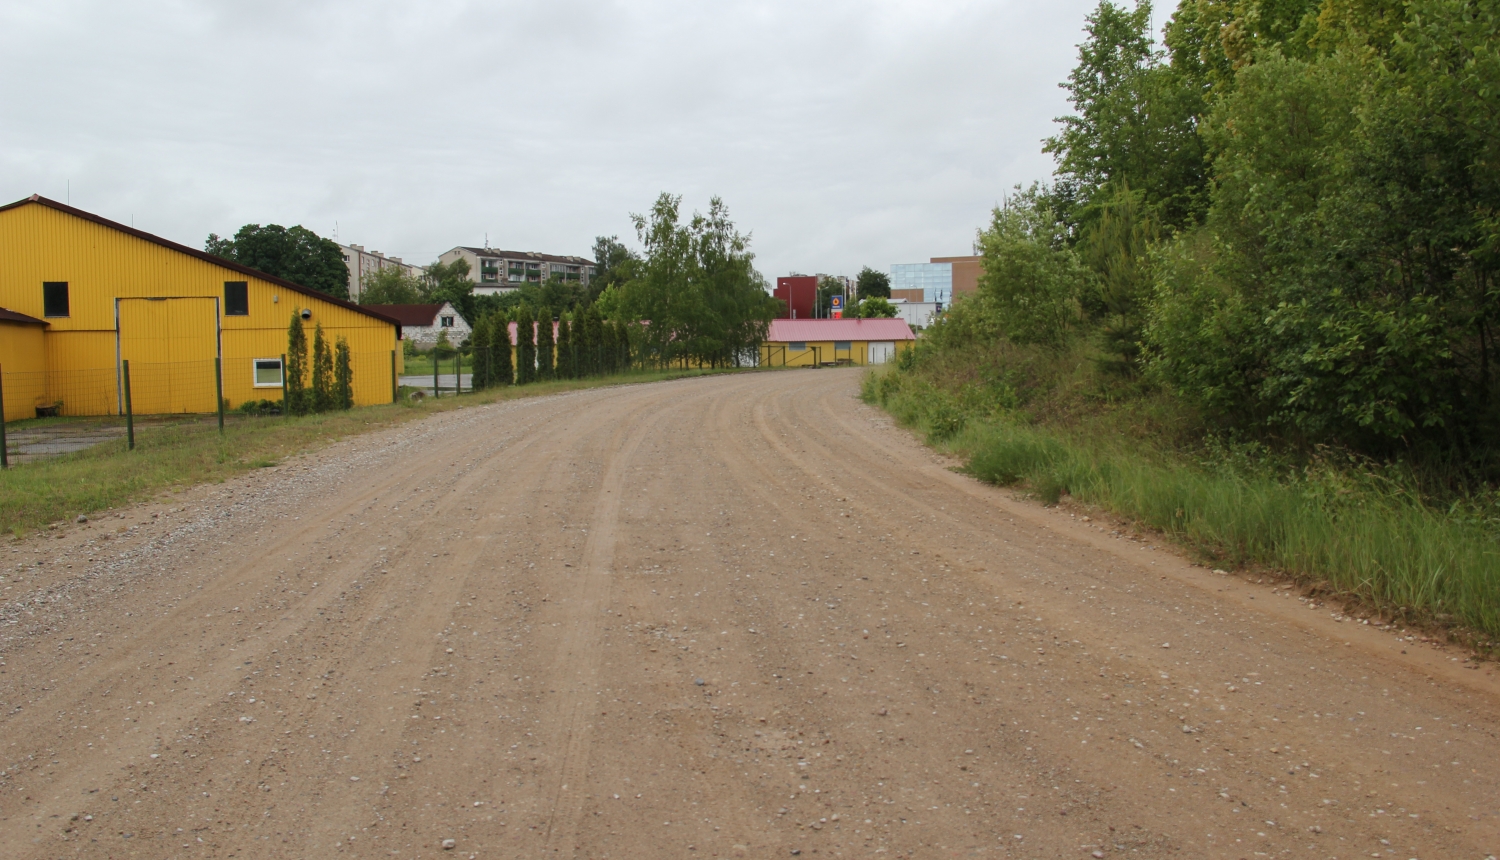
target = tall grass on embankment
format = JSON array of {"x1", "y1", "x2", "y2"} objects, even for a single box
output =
[
  {"x1": 864, "y1": 368, "x2": 1500, "y2": 644},
  {"x1": 0, "y1": 367, "x2": 739, "y2": 536}
]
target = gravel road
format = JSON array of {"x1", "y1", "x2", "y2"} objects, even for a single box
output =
[{"x1": 2, "y1": 368, "x2": 1497, "y2": 859}]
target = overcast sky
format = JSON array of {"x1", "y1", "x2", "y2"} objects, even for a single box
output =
[{"x1": 1, "y1": 0, "x2": 1106, "y2": 280}]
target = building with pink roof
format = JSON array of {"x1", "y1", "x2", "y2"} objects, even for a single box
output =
[{"x1": 761, "y1": 318, "x2": 916, "y2": 366}]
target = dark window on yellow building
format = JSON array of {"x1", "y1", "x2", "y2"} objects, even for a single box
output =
[
  {"x1": 43, "y1": 282, "x2": 69, "y2": 317},
  {"x1": 224, "y1": 281, "x2": 249, "y2": 316}
]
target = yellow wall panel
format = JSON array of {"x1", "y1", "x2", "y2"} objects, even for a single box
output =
[
  {"x1": 0, "y1": 199, "x2": 400, "y2": 414},
  {"x1": 0, "y1": 322, "x2": 47, "y2": 421}
]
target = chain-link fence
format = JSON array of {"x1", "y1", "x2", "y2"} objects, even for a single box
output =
[{"x1": 1, "y1": 351, "x2": 402, "y2": 466}]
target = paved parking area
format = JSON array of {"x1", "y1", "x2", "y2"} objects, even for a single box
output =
[{"x1": 3, "y1": 419, "x2": 127, "y2": 463}]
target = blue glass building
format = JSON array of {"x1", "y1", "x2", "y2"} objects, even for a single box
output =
[{"x1": 890, "y1": 262, "x2": 952, "y2": 305}]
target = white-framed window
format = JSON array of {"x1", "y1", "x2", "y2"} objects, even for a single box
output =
[
  {"x1": 441, "y1": 316, "x2": 455, "y2": 327},
  {"x1": 253, "y1": 358, "x2": 284, "y2": 387}
]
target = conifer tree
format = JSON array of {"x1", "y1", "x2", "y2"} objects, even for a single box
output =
[
  {"x1": 311, "y1": 323, "x2": 334, "y2": 412},
  {"x1": 573, "y1": 309, "x2": 593, "y2": 377},
  {"x1": 334, "y1": 337, "x2": 354, "y2": 409},
  {"x1": 536, "y1": 306, "x2": 555, "y2": 380},
  {"x1": 470, "y1": 318, "x2": 491, "y2": 390},
  {"x1": 582, "y1": 306, "x2": 605, "y2": 376},
  {"x1": 615, "y1": 320, "x2": 632, "y2": 372},
  {"x1": 285, "y1": 314, "x2": 309, "y2": 415},
  {"x1": 493, "y1": 312, "x2": 514, "y2": 386},
  {"x1": 516, "y1": 305, "x2": 537, "y2": 384},
  {"x1": 600, "y1": 316, "x2": 617, "y2": 374},
  {"x1": 555, "y1": 317, "x2": 574, "y2": 380}
]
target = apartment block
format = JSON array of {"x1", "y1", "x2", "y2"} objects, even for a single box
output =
[
  {"x1": 339, "y1": 243, "x2": 423, "y2": 302},
  {"x1": 438, "y1": 246, "x2": 596, "y2": 297}
]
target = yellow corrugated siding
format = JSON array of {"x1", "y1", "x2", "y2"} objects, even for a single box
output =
[
  {"x1": 761, "y1": 339, "x2": 911, "y2": 367},
  {"x1": 0, "y1": 322, "x2": 47, "y2": 421},
  {"x1": 0, "y1": 201, "x2": 400, "y2": 413}
]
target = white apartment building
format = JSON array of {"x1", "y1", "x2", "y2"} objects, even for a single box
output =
[
  {"x1": 338, "y1": 243, "x2": 423, "y2": 302},
  {"x1": 438, "y1": 246, "x2": 597, "y2": 297}
]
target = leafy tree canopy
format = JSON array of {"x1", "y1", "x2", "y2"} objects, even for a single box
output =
[
  {"x1": 1045, "y1": 0, "x2": 1210, "y2": 231},
  {"x1": 618, "y1": 193, "x2": 778, "y2": 367},
  {"x1": 358, "y1": 267, "x2": 424, "y2": 305},
  {"x1": 856, "y1": 266, "x2": 891, "y2": 299},
  {"x1": 590, "y1": 236, "x2": 638, "y2": 302},
  {"x1": 853, "y1": 296, "x2": 899, "y2": 319},
  {"x1": 207, "y1": 224, "x2": 349, "y2": 300}
]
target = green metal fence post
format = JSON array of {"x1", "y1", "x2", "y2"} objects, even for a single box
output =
[
  {"x1": 281, "y1": 353, "x2": 289, "y2": 419},
  {"x1": 0, "y1": 363, "x2": 8, "y2": 469},
  {"x1": 390, "y1": 350, "x2": 398, "y2": 403},
  {"x1": 455, "y1": 352, "x2": 462, "y2": 395},
  {"x1": 123, "y1": 360, "x2": 135, "y2": 451},
  {"x1": 433, "y1": 350, "x2": 440, "y2": 398},
  {"x1": 215, "y1": 357, "x2": 225, "y2": 434}
]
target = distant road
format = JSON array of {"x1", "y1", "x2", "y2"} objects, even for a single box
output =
[
  {"x1": 399, "y1": 372, "x2": 472, "y2": 394},
  {"x1": 2, "y1": 368, "x2": 1496, "y2": 858}
]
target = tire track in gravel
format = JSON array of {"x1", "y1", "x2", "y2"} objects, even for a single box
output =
[
  {"x1": 233, "y1": 388, "x2": 680, "y2": 856},
  {"x1": 536, "y1": 374, "x2": 773, "y2": 857}
]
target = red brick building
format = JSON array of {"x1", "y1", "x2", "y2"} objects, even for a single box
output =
[{"x1": 773, "y1": 276, "x2": 818, "y2": 319}]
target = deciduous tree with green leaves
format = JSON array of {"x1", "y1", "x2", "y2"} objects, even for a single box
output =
[
  {"x1": 856, "y1": 266, "x2": 891, "y2": 299},
  {"x1": 358, "y1": 267, "x2": 424, "y2": 305},
  {"x1": 207, "y1": 225, "x2": 350, "y2": 299}
]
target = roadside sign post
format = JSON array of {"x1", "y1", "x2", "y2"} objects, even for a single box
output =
[{"x1": 831, "y1": 295, "x2": 844, "y2": 320}]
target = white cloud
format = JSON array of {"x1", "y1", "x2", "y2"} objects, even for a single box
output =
[{"x1": 0, "y1": 0, "x2": 1097, "y2": 275}]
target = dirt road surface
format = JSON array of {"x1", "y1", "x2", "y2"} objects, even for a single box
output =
[{"x1": 3, "y1": 369, "x2": 1498, "y2": 859}]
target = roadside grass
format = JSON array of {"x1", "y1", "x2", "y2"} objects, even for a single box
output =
[
  {"x1": 864, "y1": 366, "x2": 1500, "y2": 645},
  {"x1": 1, "y1": 367, "x2": 742, "y2": 535}
]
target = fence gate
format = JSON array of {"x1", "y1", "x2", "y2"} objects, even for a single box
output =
[{"x1": 116, "y1": 297, "x2": 221, "y2": 414}]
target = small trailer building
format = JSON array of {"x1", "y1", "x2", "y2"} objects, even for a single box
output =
[{"x1": 761, "y1": 318, "x2": 916, "y2": 367}]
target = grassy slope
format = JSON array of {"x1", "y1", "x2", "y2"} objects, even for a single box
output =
[
  {"x1": 1, "y1": 369, "x2": 736, "y2": 535},
  {"x1": 864, "y1": 356, "x2": 1500, "y2": 645}
]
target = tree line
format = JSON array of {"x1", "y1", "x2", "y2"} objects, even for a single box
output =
[
  {"x1": 929, "y1": 0, "x2": 1499, "y2": 472},
  {"x1": 281, "y1": 315, "x2": 354, "y2": 415},
  {"x1": 211, "y1": 192, "x2": 780, "y2": 388}
]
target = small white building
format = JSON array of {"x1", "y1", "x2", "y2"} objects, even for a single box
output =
[
  {"x1": 890, "y1": 299, "x2": 941, "y2": 329},
  {"x1": 365, "y1": 302, "x2": 471, "y2": 349}
]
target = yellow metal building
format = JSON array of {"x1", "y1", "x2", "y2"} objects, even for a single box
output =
[
  {"x1": 0, "y1": 195, "x2": 401, "y2": 420},
  {"x1": 760, "y1": 318, "x2": 916, "y2": 367}
]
